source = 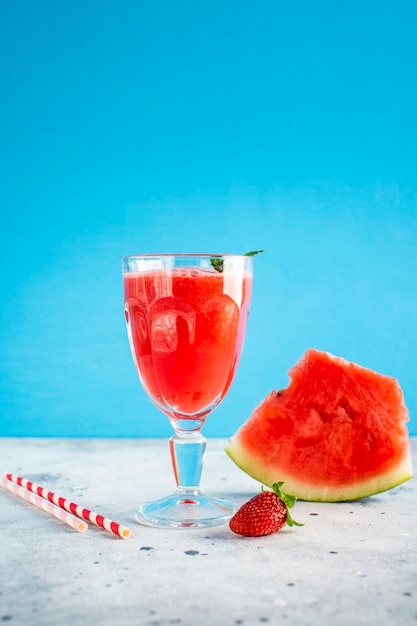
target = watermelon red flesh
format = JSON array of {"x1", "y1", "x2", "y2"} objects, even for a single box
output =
[{"x1": 225, "y1": 349, "x2": 413, "y2": 502}]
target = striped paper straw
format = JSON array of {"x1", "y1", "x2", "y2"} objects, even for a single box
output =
[
  {"x1": 5, "y1": 473, "x2": 131, "y2": 540},
  {"x1": 0, "y1": 476, "x2": 88, "y2": 533}
]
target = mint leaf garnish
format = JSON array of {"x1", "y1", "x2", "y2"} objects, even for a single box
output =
[
  {"x1": 210, "y1": 258, "x2": 225, "y2": 272},
  {"x1": 245, "y1": 250, "x2": 265, "y2": 257},
  {"x1": 210, "y1": 250, "x2": 265, "y2": 272}
]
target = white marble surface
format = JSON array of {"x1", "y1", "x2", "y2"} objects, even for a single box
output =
[{"x1": 0, "y1": 437, "x2": 415, "y2": 626}]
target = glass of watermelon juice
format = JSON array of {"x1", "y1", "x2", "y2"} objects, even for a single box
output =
[{"x1": 122, "y1": 254, "x2": 253, "y2": 527}]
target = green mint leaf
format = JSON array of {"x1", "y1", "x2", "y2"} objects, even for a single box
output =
[
  {"x1": 210, "y1": 250, "x2": 265, "y2": 272},
  {"x1": 244, "y1": 250, "x2": 265, "y2": 257},
  {"x1": 210, "y1": 258, "x2": 224, "y2": 272}
]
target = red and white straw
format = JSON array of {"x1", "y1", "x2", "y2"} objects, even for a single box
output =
[
  {"x1": 0, "y1": 476, "x2": 88, "y2": 533},
  {"x1": 5, "y1": 473, "x2": 131, "y2": 539}
]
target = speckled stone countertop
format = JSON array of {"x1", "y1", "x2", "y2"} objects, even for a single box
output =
[{"x1": 0, "y1": 438, "x2": 415, "y2": 626}]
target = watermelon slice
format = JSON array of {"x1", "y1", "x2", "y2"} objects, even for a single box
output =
[{"x1": 226, "y1": 349, "x2": 413, "y2": 501}]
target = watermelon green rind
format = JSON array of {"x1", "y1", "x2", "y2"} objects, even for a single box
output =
[
  {"x1": 225, "y1": 349, "x2": 413, "y2": 502},
  {"x1": 225, "y1": 439, "x2": 413, "y2": 502}
]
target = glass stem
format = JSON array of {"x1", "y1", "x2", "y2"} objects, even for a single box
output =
[{"x1": 169, "y1": 431, "x2": 207, "y2": 493}]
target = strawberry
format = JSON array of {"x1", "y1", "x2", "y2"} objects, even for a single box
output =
[{"x1": 229, "y1": 482, "x2": 303, "y2": 537}]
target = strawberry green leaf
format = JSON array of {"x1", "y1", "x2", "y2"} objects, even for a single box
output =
[
  {"x1": 272, "y1": 482, "x2": 304, "y2": 527},
  {"x1": 286, "y1": 510, "x2": 304, "y2": 527}
]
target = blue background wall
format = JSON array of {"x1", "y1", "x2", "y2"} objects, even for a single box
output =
[{"x1": 1, "y1": 1, "x2": 416, "y2": 438}]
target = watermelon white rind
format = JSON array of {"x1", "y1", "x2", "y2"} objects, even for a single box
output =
[{"x1": 225, "y1": 349, "x2": 413, "y2": 502}]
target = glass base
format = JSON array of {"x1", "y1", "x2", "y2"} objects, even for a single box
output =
[{"x1": 129, "y1": 489, "x2": 236, "y2": 528}]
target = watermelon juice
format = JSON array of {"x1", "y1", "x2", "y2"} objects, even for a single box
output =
[{"x1": 123, "y1": 265, "x2": 252, "y2": 426}]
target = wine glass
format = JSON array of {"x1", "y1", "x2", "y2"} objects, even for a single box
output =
[{"x1": 122, "y1": 254, "x2": 253, "y2": 528}]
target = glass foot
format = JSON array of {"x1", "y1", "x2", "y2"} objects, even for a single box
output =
[{"x1": 129, "y1": 490, "x2": 236, "y2": 528}]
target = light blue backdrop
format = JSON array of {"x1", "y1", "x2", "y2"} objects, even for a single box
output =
[{"x1": 1, "y1": 1, "x2": 416, "y2": 437}]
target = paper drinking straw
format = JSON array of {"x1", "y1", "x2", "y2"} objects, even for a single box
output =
[
  {"x1": 0, "y1": 476, "x2": 88, "y2": 533},
  {"x1": 5, "y1": 473, "x2": 131, "y2": 539}
]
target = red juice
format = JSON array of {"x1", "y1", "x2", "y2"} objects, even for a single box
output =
[{"x1": 123, "y1": 266, "x2": 252, "y2": 423}]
